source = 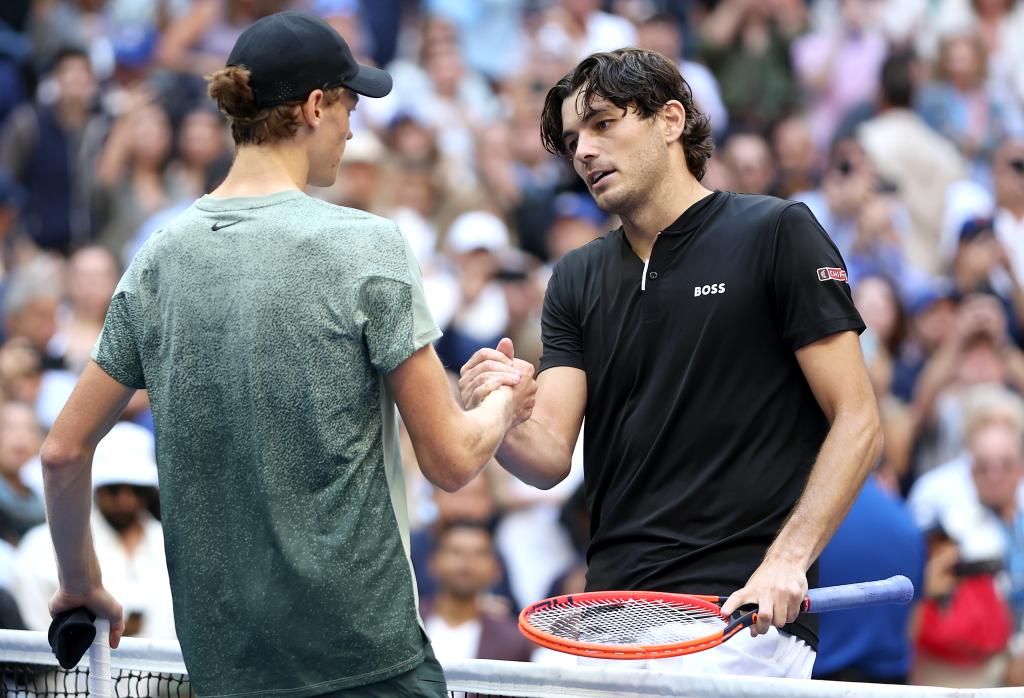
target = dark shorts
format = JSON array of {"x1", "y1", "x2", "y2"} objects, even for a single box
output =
[{"x1": 321, "y1": 642, "x2": 447, "y2": 698}]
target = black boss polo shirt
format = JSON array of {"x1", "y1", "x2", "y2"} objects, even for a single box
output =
[{"x1": 539, "y1": 191, "x2": 865, "y2": 649}]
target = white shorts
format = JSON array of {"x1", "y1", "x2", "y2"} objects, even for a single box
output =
[{"x1": 578, "y1": 626, "x2": 816, "y2": 678}]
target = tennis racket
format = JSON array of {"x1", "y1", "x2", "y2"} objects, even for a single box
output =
[{"x1": 519, "y1": 575, "x2": 914, "y2": 659}]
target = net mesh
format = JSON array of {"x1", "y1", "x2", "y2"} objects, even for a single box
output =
[
  {"x1": 0, "y1": 663, "x2": 192, "y2": 697},
  {"x1": 2, "y1": 628, "x2": 1021, "y2": 698},
  {"x1": 523, "y1": 596, "x2": 725, "y2": 646}
]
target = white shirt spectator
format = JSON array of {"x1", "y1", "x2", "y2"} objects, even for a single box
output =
[
  {"x1": 908, "y1": 452, "x2": 1024, "y2": 538},
  {"x1": 11, "y1": 509, "x2": 176, "y2": 638}
]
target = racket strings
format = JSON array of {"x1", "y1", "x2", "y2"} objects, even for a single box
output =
[{"x1": 526, "y1": 598, "x2": 726, "y2": 647}]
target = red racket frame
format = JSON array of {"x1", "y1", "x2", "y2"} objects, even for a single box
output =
[{"x1": 518, "y1": 590, "x2": 754, "y2": 660}]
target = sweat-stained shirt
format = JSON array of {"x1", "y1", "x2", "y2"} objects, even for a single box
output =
[{"x1": 92, "y1": 190, "x2": 441, "y2": 697}]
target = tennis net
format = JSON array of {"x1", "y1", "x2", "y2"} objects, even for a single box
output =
[{"x1": 2, "y1": 626, "x2": 1022, "y2": 698}]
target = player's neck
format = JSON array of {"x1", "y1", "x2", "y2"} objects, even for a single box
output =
[
  {"x1": 620, "y1": 174, "x2": 712, "y2": 260},
  {"x1": 433, "y1": 593, "x2": 482, "y2": 626},
  {"x1": 211, "y1": 145, "x2": 309, "y2": 198}
]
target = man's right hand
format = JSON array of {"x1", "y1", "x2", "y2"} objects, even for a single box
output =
[
  {"x1": 460, "y1": 338, "x2": 536, "y2": 426},
  {"x1": 50, "y1": 585, "x2": 126, "y2": 649}
]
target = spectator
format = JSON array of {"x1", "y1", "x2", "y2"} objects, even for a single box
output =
[
  {"x1": 422, "y1": 520, "x2": 534, "y2": 663},
  {"x1": 635, "y1": 11, "x2": 728, "y2": 136},
  {"x1": 911, "y1": 294, "x2": 1024, "y2": 476},
  {"x1": 427, "y1": 0, "x2": 527, "y2": 83},
  {"x1": 951, "y1": 217, "x2": 1024, "y2": 342},
  {"x1": 434, "y1": 210, "x2": 511, "y2": 372},
  {"x1": 0, "y1": 401, "x2": 44, "y2": 546},
  {"x1": 697, "y1": 0, "x2": 804, "y2": 133},
  {"x1": 3, "y1": 259, "x2": 65, "y2": 371},
  {"x1": 857, "y1": 51, "x2": 968, "y2": 274},
  {"x1": 52, "y1": 245, "x2": 119, "y2": 375},
  {"x1": 892, "y1": 281, "x2": 959, "y2": 405},
  {"x1": 544, "y1": 191, "x2": 607, "y2": 263},
  {"x1": 410, "y1": 468, "x2": 514, "y2": 609},
  {"x1": 94, "y1": 92, "x2": 185, "y2": 257},
  {"x1": 813, "y1": 474, "x2": 925, "y2": 684},
  {"x1": 493, "y1": 248, "x2": 545, "y2": 371},
  {"x1": 11, "y1": 421, "x2": 175, "y2": 639},
  {"x1": 908, "y1": 383, "x2": 1024, "y2": 533},
  {"x1": 0, "y1": 170, "x2": 27, "y2": 276},
  {"x1": 166, "y1": 104, "x2": 231, "y2": 201},
  {"x1": 475, "y1": 88, "x2": 566, "y2": 263},
  {"x1": 793, "y1": 136, "x2": 882, "y2": 261},
  {"x1": 0, "y1": 19, "x2": 31, "y2": 126},
  {"x1": 315, "y1": 130, "x2": 387, "y2": 213},
  {"x1": 791, "y1": 0, "x2": 888, "y2": 150},
  {"x1": 771, "y1": 116, "x2": 821, "y2": 199},
  {"x1": 493, "y1": 422, "x2": 583, "y2": 610},
  {"x1": 536, "y1": 0, "x2": 638, "y2": 63},
  {"x1": 155, "y1": 0, "x2": 292, "y2": 77},
  {"x1": 993, "y1": 138, "x2": 1024, "y2": 278},
  {"x1": 0, "y1": 47, "x2": 105, "y2": 254},
  {"x1": 917, "y1": 31, "x2": 1023, "y2": 185},
  {"x1": 719, "y1": 132, "x2": 776, "y2": 195},
  {"x1": 912, "y1": 410, "x2": 1024, "y2": 687}
]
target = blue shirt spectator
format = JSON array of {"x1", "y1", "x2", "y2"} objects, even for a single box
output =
[{"x1": 813, "y1": 475, "x2": 926, "y2": 683}]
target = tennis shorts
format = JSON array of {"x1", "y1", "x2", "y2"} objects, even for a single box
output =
[
  {"x1": 321, "y1": 642, "x2": 447, "y2": 697},
  {"x1": 580, "y1": 626, "x2": 816, "y2": 678}
]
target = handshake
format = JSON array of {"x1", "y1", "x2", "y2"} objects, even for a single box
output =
[{"x1": 458, "y1": 337, "x2": 537, "y2": 429}]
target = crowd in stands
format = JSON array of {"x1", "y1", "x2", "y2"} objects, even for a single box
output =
[{"x1": 2, "y1": 0, "x2": 1024, "y2": 688}]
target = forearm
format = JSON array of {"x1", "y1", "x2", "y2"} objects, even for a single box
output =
[
  {"x1": 765, "y1": 406, "x2": 881, "y2": 570},
  {"x1": 495, "y1": 416, "x2": 573, "y2": 490},
  {"x1": 418, "y1": 389, "x2": 514, "y2": 492},
  {"x1": 459, "y1": 389, "x2": 516, "y2": 469},
  {"x1": 41, "y1": 446, "x2": 102, "y2": 593}
]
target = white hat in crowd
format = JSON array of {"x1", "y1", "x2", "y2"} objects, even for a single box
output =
[
  {"x1": 446, "y1": 211, "x2": 510, "y2": 254},
  {"x1": 91, "y1": 422, "x2": 159, "y2": 490}
]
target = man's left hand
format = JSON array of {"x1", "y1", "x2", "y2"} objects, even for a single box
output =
[{"x1": 719, "y1": 558, "x2": 808, "y2": 637}]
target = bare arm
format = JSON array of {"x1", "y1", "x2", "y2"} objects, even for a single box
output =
[
  {"x1": 41, "y1": 361, "x2": 136, "y2": 647},
  {"x1": 700, "y1": 0, "x2": 751, "y2": 48},
  {"x1": 721, "y1": 331, "x2": 882, "y2": 632},
  {"x1": 388, "y1": 343, "x2": 529, "y2": 492},
  {"x1": 153, "y1": 0, "x2": 223, "y2": 75},
  {"x1": 493, "y1": 367, "x2": 585, "y2": 489},
  {"x1": 460, "y1": 342, "x2": 585, "y2": 490}
]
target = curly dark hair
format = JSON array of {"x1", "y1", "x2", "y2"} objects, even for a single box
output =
[{"x1": 540, "y1": 49, "x2": 714, "y2": 181}]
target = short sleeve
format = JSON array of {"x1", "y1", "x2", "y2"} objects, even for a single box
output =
[
  {"x1": 359, "y1": 230, "x2": 442, "y2": 375},
  {"x1": 770, "y1": 203, "x2": 865, "y2": 350},
  {"x1": 91, "y1": 267, "x2": 146, "y2": 389},
  {"x1": 539, "y1": 261, "x2": 585, "y2": 373}
]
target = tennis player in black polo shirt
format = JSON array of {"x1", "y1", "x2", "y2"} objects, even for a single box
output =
[{"x1": 459, "y1": 48, "x2": 882, "y2": 677}]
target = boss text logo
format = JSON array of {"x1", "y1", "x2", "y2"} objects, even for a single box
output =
[{"x1": 694, "y1": 283, "x2": 726, "y2": 297}]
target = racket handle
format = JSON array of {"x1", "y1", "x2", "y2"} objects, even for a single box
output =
[{"x1": 804, "y1": 575, "x2": 914, "y2": 613}]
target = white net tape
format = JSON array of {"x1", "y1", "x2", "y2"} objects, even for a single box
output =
[{"x1": 2, "y1": 628, "x2": 1023, "y2": 698}]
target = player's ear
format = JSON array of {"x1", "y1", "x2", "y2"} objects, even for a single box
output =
[
  {"x1": 661, "y1": 100, "x2": 686, "y2": 144},
  {"x1": 300, "y1": 89, "x2": 325, "y2": 128}
]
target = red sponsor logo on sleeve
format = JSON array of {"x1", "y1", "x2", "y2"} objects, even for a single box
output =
[{"x1": 816, "y1": 267, "x2": 848, "y2": 283}]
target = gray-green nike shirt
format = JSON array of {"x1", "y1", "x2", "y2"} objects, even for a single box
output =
[{"x1": 92, "y1": 190, "x2": 441, "y2": 697}]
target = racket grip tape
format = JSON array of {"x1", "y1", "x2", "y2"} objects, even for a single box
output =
[{"x1": 804, "y1": 575, "x2": 914, "y2": 613}]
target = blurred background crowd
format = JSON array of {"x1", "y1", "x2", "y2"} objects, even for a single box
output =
[{"x1": 2, "y1": 0, "x2": 1024, "y2": 689}]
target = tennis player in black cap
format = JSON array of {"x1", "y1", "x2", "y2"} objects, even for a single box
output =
[{"x1": 40, "y1": 11, "x2": 532, "y2": 698}]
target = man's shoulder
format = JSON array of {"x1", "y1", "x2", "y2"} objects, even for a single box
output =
[
  {"x1": 708, "y1": 193, "x2": 808, "y2": 244},
  {"x1": 717, "y1": 192, "x2": 801, "y2": 221}
]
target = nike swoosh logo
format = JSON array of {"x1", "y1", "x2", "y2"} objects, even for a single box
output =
[{"x1": 211, "y1": 220, "x2": 241, "y2": 231}]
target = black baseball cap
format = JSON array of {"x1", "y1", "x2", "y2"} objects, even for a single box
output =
[{"x1": 227, "y1": 11, "x2": 392, "y2": 106}]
